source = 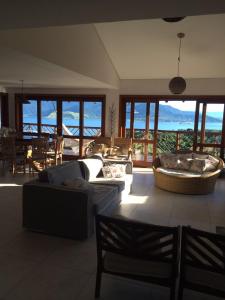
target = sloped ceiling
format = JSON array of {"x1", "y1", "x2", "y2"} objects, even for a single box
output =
[{"x1": 95, "y1": 14, "x2": 225, "y2": 79}]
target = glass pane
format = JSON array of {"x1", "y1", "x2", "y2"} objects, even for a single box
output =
[
  {"x1": 125, "y1": 102, "x2": 131, "y2": 138},
  {"x1": 22, "y1": 100, "x2": 38, "y2": 133},
  {"x1": 203, "y1": 147, "x2": 221, "y2": 157},
  {"x1": 157, "y1": 131, "x2": 177, "y2": 154},
  {"x1": 158, "y1": 100, "x2": 196, "y2": 131},
  {"x1": 41, "y1": 100, "x2": 57, "y2": 135},
  {"x1": 134, "y1": 102, "x2": 146, "y2": 139},
  {"x1": 158, "y1": 100, "x2": 196, "y2": 153},
  {"x1": 147, "y1": 144, "x2": 153, "y2": 162},
  {"x1": 133, "y1": 143, "x2": 145, "y2": 161},
  {"x1": 205, "y1": 104, "x2": 224, "y2": 144},
  {"x1": 62, "y1": 101, "x2": 80, "y2": 136},
  {"x1": 83, "y1": 101, "x2": 102, "y2": 136},
  {"x1": 149, "y1": 103, "x2": 155, "y2": 140}
]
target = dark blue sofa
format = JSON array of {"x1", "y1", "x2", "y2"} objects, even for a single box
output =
[{"x1": 23, "y1": 159, "x2": 124, "y2": 240}]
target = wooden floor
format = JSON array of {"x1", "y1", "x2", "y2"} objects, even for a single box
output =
[{"x1": 0, "y1": 167, "x2": 224, "y2": 300}]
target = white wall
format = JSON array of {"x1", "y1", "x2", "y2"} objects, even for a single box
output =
[{"x1": 120, "y1": 78, "x2": 225, "y2": 95}]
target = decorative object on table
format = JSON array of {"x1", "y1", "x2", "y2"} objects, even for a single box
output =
[
  {"x1": 169, "y1": 32, "x2": 186, "y2": 95},
  {"x1": 109, "y1": 103, "x2": 116, "y2": 137}
]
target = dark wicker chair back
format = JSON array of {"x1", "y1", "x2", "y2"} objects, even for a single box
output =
[
  {"x1": 178, "y1": 226, "x2": 225, "y2": 299},
  {"x1": 95, "y1": 214, "x2": 179, "y2": 299}
]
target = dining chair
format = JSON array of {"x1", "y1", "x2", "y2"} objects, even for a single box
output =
[
  {"x1": 47, "y1": 136, "x2": 64, "y2": 165},
  {"x1": 0, "y1": 136, "x2": 26, "y2": 174},
  {"x1": 95, "y1": 215, "x2": 180, "y2": 300},
  {"x1": 84, "y1": 136, "x2": 112, "y2": 157},
  {"x1": 178, "y1": 226, "x2": 225, "y2": 299},
  {"x1": 110, "y1": 137, "x2": 133, "y2": 160},
  {"x1": 29, "y1": 138, "x2": 50, "y2": 172}
]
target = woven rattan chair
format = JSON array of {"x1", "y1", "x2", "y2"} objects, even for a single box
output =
[
  {"x1": 95, "y1": 215, "x2": 180, "y2": 300},
  {"x1": 178, "y1": 226, "x2": 225, "y2": 299},
  {"x1": 111, "y1": 137, "x2": 133, "y2": 160},
  {"x1": 84, "y1": 136, "x2": 112, "y2": 157}
]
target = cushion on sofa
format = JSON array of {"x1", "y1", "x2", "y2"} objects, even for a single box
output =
[
  {"x1": 38, "y1": 161, "x2": 84, "y2": 184},
  {"x1": 78, "y1": 158, "x2": 103, "y2": 181},
  {"x1": 63, "y1": 178, "x2": 95, "y2": 193},
  {"x1": 91, "y1": 185, "x2": 118, "y2": 213}
]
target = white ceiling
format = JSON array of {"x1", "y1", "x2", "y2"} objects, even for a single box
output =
[
  {"x1": 0, "y1": 46, "x2": 113, "y2": 89},
  {"x1": 95, "y1": 14, "x2": 225, "y2": 79},
  {"x1": 0, "y1": 0, "x2": 225, "y2": 30}
]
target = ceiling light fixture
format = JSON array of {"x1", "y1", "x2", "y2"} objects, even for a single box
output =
[
  {"x1": 20, "y1": 80, "x2": 30, "y2": 104},
  {"x1": 163, "y1": 17, "x2": 185, "y2": 23},
  {"x1": 169, "y1": 32, "x2": 186, "y2": 95}
]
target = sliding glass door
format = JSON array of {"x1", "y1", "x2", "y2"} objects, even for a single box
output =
[
  {"x1": 195, "y1": 102, "x2": 225, "y2": 158},
  {"x1": 120, "y1": 97, "x2": 158, "y2": 167},
  {"x1": 120, "y1": 96, "x2": 225, "y2": 165}
]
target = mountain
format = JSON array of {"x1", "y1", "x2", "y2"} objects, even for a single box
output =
[
  {"x1": 134, "y1": 103, "x2": 222, "y2": 123},
  {"x1": 207, "y1": 112, "x2": 223, "y2": 119}
]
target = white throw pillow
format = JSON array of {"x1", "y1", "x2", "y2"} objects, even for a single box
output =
[
  {"x1": 177, "y1": 158, "x2": 192, "y2": 171},
  {"x1": 192, "y1": 153, "x2": 209, "y2": 159},
  {"x1": 189, "y1": 159, "x2": 206, "y2": 174}
]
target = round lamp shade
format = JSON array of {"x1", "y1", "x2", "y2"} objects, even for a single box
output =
[
  {"x1": 163, "y1": 17, "x2": 185, "y2": 23},
  {"x1": 169, "y1": 76, "x2": 186, "y2": 94}
]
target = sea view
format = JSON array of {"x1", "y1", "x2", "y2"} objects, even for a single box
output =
[{"x1": 23, "y1": 116, "x2": 223, "y2": 132}]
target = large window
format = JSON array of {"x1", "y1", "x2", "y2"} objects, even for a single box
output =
[
  {"x1": 120, "y1": 96, "x2": 225, "y2": 166},
  {"x1": 15, "y1": 94, "x2": 105, "y2": 157}
]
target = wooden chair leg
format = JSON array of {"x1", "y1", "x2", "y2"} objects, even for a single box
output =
[
  {"x1": 170, "y1": 282, "x2": 176, "y2": 300},
  {"x1": 178, "y1": 280, "x2": 184, "y2": 300},
  {"x1": 95, "y1": 269, "x2": 102, "y2": 298}
]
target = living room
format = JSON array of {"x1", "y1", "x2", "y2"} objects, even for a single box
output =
[{"x1": 0, "y1": 2, "x2": 225, "y2": 300}]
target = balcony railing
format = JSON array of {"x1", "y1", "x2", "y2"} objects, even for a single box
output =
[
  {"x1": 23, "y1": 123, "x2": 101, "y2": 137},
  {"x1": 128, "y1": 129, "x2": 222, "y2": 159}
]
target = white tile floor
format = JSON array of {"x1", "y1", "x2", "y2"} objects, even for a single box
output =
[{"x1": 0, "y1": 168, "x2": 224, "y2": 300}]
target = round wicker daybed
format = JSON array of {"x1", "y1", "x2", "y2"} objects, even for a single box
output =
[{"x1": 152, "y1": 155, "x2": 224, "y2": 195}]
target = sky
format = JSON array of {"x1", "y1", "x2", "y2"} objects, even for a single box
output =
[{"x1": 160, "y1": 101, "x2": 224, "y2": 112}]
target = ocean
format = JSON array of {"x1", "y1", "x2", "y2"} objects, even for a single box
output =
[{"x1": 23, "y1": 117, "x2": 222, "y2": 132}]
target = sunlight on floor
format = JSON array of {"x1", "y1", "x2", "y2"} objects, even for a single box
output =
[
  {"x1": 0, "y1": 183, "x2": 22, "y2": 187},
  {"x1": 121, "y1": 195, "x2": 149, "y2": 205}
]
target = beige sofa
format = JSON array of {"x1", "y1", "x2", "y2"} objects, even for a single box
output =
[{"x1": 153, "y1": 152, "x2": 224, "y2": 195}]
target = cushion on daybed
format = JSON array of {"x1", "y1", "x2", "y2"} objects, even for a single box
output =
[{"x1": 158, "y1": 152, "x2": 220, "y2": 174}]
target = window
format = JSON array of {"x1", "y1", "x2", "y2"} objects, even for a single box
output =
[{"x1": 16, "y1": 94, "x2": 105, "y2": 157}]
